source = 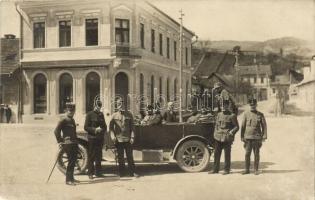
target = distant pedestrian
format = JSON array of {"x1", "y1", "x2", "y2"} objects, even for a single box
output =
[
  {"x1": 274, "y1": 90, "x2": 282, "y2": 117},
  {"x1": 54, "y1": 103, "x2": 78, "y2": 185},
  {"x1": 84, "y1": 100, "x2": 107, "y2": 179},
  {"x1": 209, "y1": 99, "x2": 239, "y2": 175},
  {"x1": 5, "y1": 105, "x2": 12, "y2": 123},
  {"x1": 241, "y1": 98, "x2": 267, "y2": 175}
]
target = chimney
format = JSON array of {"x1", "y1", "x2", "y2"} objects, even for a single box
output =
[{"x1": 4, "y1": 34, "x2": 16, "y2": 39}]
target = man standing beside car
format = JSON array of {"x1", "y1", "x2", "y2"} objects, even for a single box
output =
[
  {"x1": 241, "y1": 98, "x2": 267, "y2": 175},
  {"x1": 84, "y1": 100, "x2": 107, "y2": 179},
  {"x1": 110, "y1": 99, "x2": 139, "y2": 178},
  {"x1": 209, "y1": 99, "x2": 239, "y2": 175},
  {"x1": 54, "y1": 103, "x2": 79, "y2": 186}
]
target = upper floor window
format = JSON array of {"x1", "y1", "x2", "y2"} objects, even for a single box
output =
[
  {"x1": 59, "y1": 20, "x2": 71, "y2": 47},
  {"x1": 254, "y1": 77, "x2": 257, "y2": 83},
  {"x1": 261, "y1": 77, "x2": 264, "y2": 83},
  {"x1": 140, "y1": 23, "x2": 145, "y2": 49},
  {"x1": 174, "y1": 41, "x2": 177, "y2": 61},
  {"x1": 151, "y1": 29, "x2": 155, "y2": 53},
  {"x1": 115, "y1": 19, "x2": 130, "y2": 44},
  {"x1": 159, "y1": 33, "x2": 163, "y2": 56},
  {"x1": 166, "y1": 37, "x2": 170, "y2": 59},
  {"x1": 86, "y1": 18, "x2": 98, "y2": 46},
  {"x1": 33, "y1": 22, "x2": 45, "y2": 48},
  {"x1": 185, "y1": 47, "x2": 188, "y2": 65}
]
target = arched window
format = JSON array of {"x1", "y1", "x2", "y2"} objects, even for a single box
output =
[
  {"x1": 33, "y1": 73, "x2": 47, "y2": 113},
  {"x1": 150, "y1": 75, "x2": 154, "y2": 104},
  {"x1": 159, "y1": 77, "x2": 162, "y2": 102},
  {"x1": 139, "y1": 73, "x2": 145, "y2": 111},
  {"x1": 59, "y1": 73, "x2": 73, "y2": 113},
  {"x1": 174, "y1": 78, "x2": 177, "y2": 101},
  {"x1": 166, "y1": 78, "x2": 170, "y2": 102},
  {"x1": 86, "y1": 72, "x2": 100, "y2": 112}
]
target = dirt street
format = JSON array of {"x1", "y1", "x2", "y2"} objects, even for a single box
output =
[{"x1": 0, "y1": 108, "x2": 314, "y2": 200}]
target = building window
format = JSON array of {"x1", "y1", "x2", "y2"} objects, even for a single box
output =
[
  {"x1": 272, "y1": 88, "x2": 276, "y2": 93},
  {"x1": 186, "y1": 81, "x2": 189, "y2": 106},
  {"x1": 159, "y1": 33, "x2": 163, "y2": 56},
  {"x1": 151, "y1": 29, "x2": 155, "y2": 53},
  {"x1": 241, "y1": 77, "x2": 244, "y2": 82},
  {"x1": 167, "y1": 78, "x2": 170, "y2": 101},
  {"x1": 261, "y1": 77, "x2": 264, "y2": 83},
  {"x1": 33, "y1": 74, "x2": 47, "y2": 113},
  {"x1": 33, "y1": 22, "x2": 45, "y2": 48},
  {"x1": 86, "y1": 72, "x2": 100, "y2": 113},
  {"x1": 115, "y1": 19, "x2": 129, "y2": 44},
  {"x1": 174, "y1": 79, "x2": 177, "y2": 101},
  {"x1": 59, "y1": 73, "x2": 73, "y2": 113},
  {"x1": 185, "y1": 47, "x2": 188, "y2": 65},
  {"x1": 140, "y1": 73, "x2": 145, "y2": 112},
  {"x1": 140, "y1": 23, "x2": 145, "y2": 49},
  {"x1": 166, "y1": 37, "x2": 170, "y2": 59},
  {"x1": 150, "y1": 75, "x2": 155, "y2": 104},
  {"x1": 159, "y1": 77, "x2": 162, "y2": 102},
  {"x1": 86, "y1": 18, "x2": 98, "y2": 46},
  {"x1": 174, "y1": 41, "x2": 177, "y2": 61},
  {"x1": 254, "y1": 77, "x2": 257, "y2": 84},
  {"x1": 59, "y1": 20, "x2": 71, "y2": 47}
]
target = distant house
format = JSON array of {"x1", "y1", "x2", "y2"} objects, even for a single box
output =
[
  {"x1": 0, "y1": 34, "x2": 20, "y2": 123},
  {"x1": 238, "y1": 64, "x2": 272, "y2": 100}
]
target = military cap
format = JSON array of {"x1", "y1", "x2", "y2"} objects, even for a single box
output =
[
  {"x1": 248, "y1": 98, "x2": 257, "y2": 106},
  {"x1": 65, "y1": 102, "x2": 76, "y2": 111}
]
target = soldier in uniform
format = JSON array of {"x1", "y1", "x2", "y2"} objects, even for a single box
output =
[
  {"x1": 110, "y1": 99, "x2": 139, "y2": 177},
  {"x1": 84, "y1": 101, "x2": 107, "y2": 179},
  {"x1": 54, "y1": 103, "x2": 78, "y2": 185},
  {"x1": 241, "y1": 98, "x2": 267, "y2": 175},
  {"x1": 209, "y1": 99, "x2": 239, "y2": 175}
]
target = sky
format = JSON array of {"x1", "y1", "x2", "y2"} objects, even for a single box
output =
[{"x1": 0, "y1": 0, "x2": 314, "y2": 42}]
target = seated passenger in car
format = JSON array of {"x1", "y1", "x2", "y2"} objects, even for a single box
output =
[
  {"x1": 186, "y1": 108, "x2": 201, "y2": 123},
  {"x1": 197, "y1": 108, "x2": 214, "y2": 123},
  {"x1": 163, "y1": 102, "x2": 177, "y2": 123},
  {"x1": 141, "y1": 105, "x2": 155, "y2": 125}
]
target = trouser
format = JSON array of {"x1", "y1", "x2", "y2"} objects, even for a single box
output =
[
  {"x1": 213, "y1": 140, "x2": 232, "y2": 172},
  {"x1": 244, "y1": 139, "x2": 262, "y2": 171},
  {"x1": 63, "y1": 143, "x2": 78, "y2": 182},
  {"x1": 87, "y1": 138, "x2": 103, "y2": 175},
  {"x1": 115, "y1": 142, "x2": 135, "y2": 176}
]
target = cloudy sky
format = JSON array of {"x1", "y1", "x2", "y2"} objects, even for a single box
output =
[{"x1": 1, "y1": 0, "x2": 314, "y2": 42}]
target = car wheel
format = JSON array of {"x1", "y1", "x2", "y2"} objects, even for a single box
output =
[
  {"x1": 56, "y1": 143, "x2": 88, "y2": 175},
  {"x1": 176, "y1": 140, "x2": 210, "y2": 172}
]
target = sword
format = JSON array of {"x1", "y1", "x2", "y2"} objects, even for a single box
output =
[{"x1": 46, "y1": 144, "x2": 62, "y2": 183}]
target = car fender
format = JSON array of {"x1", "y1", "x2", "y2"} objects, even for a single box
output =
[{"x1": 171, "y1": 135, "x2": 212, "y2": 160}]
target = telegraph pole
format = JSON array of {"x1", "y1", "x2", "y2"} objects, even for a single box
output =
[{"x1": 179, "y1": 9, "x2": 184, "y2": 123}]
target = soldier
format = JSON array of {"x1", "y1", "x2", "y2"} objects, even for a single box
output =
[
  {"x1": 84, "y1": 101, "x2": 107, "y2": 179},
  {"x1": 209, "y1": 99, "x2": 239, "y2": 175},
  {"x1": 241, "y1": 98, "x2": 267, "y2": 175},
  {"x1": 110, "y1": 99, "x2": 139, "y2": 177},
  {"x1": 54, "y1": 103, "x2": 78, "y2": 185}
]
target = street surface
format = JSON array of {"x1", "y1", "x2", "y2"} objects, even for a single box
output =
[{"x1": 0, "y1": 102, "x2": 314, "y2": 200}]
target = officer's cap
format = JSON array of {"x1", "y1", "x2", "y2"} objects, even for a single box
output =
[
  {"x1": 147, "y1": 105, "x2": 153, "y2": 110},
  {"x1": 248, "y1": 98, "x2": 257, "y2": 106},
  {"x1": 65, "y1": 102, "x2": 76, "y2": 111}
]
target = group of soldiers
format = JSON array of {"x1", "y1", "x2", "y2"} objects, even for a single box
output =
[
  {"x1": 54, "y1": 82, "x2": 267, "y2": 185},
  {"x1": 210, "y1": 97, "x2": 267, "y2": 175}
]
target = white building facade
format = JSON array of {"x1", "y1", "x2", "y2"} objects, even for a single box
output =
[{"x1": 19, "y1": 0, "x2": 194, "y2": 124}]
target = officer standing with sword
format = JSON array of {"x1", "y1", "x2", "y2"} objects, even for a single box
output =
[{"x1": 52, "y1": 103, "x2": 79, "y2": 185}]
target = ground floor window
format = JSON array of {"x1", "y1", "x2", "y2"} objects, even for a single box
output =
[
  {"x1": 86, "y1": 72, "x2": 100, "y2": 112},
  {"x1": 33, "y1": 73, "x2": 47, "y2": 113},
  {"x1": 59, "y1": 73, "x2": 73, "y2": 113}
]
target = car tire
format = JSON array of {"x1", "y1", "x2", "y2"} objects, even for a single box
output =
[
  {"x1": 176, "y1": 140, "x2": 210, "y2": 172},
  {"x1": 56, "y1": 143, "x2": 88, "y2": 175}
]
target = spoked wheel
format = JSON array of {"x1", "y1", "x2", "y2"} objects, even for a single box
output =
[
  {"x1": 176, "y1": 140, "x2": 210, "y2": 172},
  {"x1": 57, "y1": 143, "x2": 88, "y2": 175}
]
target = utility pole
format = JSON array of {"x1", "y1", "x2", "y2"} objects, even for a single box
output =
[{"x1": 179, "y1": 9, "x2": 184, "y2": 123}]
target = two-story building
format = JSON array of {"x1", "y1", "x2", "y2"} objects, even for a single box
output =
[{"x1": 18, "y1": 0, "x2": 194, "y2": 123}]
